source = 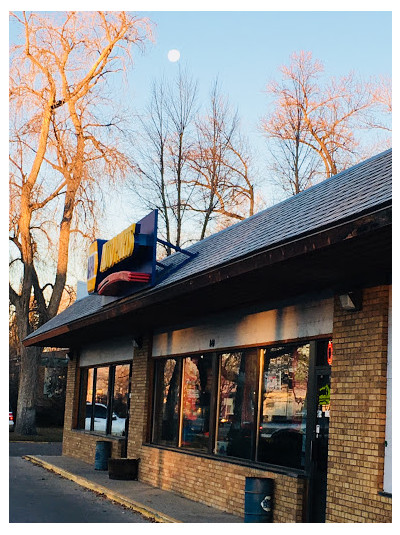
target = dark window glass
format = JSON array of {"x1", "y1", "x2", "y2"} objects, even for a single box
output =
[
  {"x1": 94, "y1": 404, "x2": 107, "y2": 418},
  {"x1": 257, "y1": 343, "x2": 310, "y2": 469},
  {"x1": 111, "y1": 364, "x2": 130, "y2": 437},
  {"x1": 316, "y1": 339, "x2": 331, "y2": 367},
  {"x1": 152, "y1": 358, "x2": 181, "y2": 446},
  {"x1": 181, "y1": 354, "x2": 213, "y2": 452},
  {"x1": 216, "y1": 350, "x2": 258, "y2": 460}
]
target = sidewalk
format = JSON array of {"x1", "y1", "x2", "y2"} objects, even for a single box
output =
[{"x1": 23, "y1": 454, "x2": 243, "y2": 523}]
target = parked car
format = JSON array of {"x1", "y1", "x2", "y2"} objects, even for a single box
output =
[
  {"x1": 259, "y1": 415, "x2": 305, "y2": 438},
  {"x1": 9, "y1": 406, "x2": 14, "y2": 431},
  {"x1": 85, "y1": 403, "x2": 126, "y2": 435}
]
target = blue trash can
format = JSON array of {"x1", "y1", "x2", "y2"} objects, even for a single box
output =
[
  {"x1": 244, "y1": 477, "x2": 274, "y2": 523},
  {"x1": 94, "y1": 440, "x2": 112, "y2": 470}
]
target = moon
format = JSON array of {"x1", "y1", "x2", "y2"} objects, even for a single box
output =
[{"x1": 167, "y1": 49, "x2": 180, "y2": 62}]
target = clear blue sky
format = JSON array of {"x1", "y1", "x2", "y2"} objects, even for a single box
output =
[
  {"x1": 7, "y1": 9, "x2": 393, "y2": 238},
  {"x1": 129, "y1": 11, "x2": 392, "y2": 132},
  {"x1": 112, "y1": 10, "x2": 392, "y2": 227}
]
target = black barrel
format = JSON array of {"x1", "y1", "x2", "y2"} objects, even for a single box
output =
[
  {"x1": 244, "y1": 477, "x2": 274, "y2": 523},
  {"x1": 94, "y1": 440, "x2": 112, "y2": 470}
]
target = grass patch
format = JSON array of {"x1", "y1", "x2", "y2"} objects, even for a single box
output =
[{"x1": 10, "y1": 427, "x2": 63, "y2": 442}]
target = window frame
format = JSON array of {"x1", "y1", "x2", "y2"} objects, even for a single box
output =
[
  {"x1": 150, "y1": 338, "x2": 326, "y2": 472},
  {"x1": 77, "y1": 361, "x2": 132, "y2": 437}
]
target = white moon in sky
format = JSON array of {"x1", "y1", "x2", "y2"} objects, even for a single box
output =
[{"x1": 167, "y1": 49, "x2": 180, "y2": 62}]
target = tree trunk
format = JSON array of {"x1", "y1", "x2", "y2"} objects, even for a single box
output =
[{"x1": 15, "y1": 344, "x2": 42, "y2": 435}]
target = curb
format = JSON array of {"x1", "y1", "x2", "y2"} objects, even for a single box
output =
[{"x1": 23, "y1": 455, "x2": 181, "y2": 523}]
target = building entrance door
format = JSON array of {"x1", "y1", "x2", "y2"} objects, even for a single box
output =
[{"x1": 309, "y1": 368, "x2": 331, "y2": 522}]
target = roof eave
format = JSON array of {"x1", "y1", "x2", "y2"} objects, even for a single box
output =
[{"x1": 23, "y1": 204, "x2": 392, "y2": 348}]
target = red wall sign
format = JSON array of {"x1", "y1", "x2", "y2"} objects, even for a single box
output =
[{"x1": 327, "y1": 340, "x2": 333, "y2": 365}]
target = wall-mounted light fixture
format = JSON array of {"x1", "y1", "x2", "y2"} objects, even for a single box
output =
[{"x1": 339, "y1": 291, "x2": 362, "y2": 311}]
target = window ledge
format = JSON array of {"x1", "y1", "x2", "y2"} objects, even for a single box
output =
[
  {"x1": 142, "y1": 442, "x2": 306, "y2": 478},
  {"x1": 378, "y1": 491, "x2": 392, "y2": 499}
]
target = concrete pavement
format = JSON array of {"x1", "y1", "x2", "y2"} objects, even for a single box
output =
[
  {"x1": 24, "y1": 454, "x2": 243, "y2": 523},
  {"x1": 10, "y1": 455, "x2": 150, "y2": 523}
]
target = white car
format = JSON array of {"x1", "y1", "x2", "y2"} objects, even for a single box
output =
[{"x1": 85, "y1": 403, "x2": 126, "y2": 435}]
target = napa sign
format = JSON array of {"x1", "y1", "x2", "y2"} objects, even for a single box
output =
[{"x1": 87, "y1": 210, "x2": 158, "y2": 296}]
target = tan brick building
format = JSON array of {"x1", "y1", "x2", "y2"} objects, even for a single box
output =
[{"x1": 25, "y1": 150, "x2": 392, "y2": 522}]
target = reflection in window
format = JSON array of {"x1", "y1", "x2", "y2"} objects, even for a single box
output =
[
  {"x1": 257, "y1": 343, "x2": 310, "y2": 469},
  {"x1": 152, "y1": 358, "x2": 181, "y2": 446},
  {"x1": 217, "y1": 350, "x2": 258, "y2": 460},
  {"x1": 85, "y1": 368, "x2": 94, "y2": 430},
  {"x1": 79, "y1": 363, "x2": 131, "y2": 437},
  {"x1": 111, "y1": 364, "x2": 130, "y2": 436},
  {"x1": 95, "y1": 367, "x2": 109, "y2": 406},
  {"x1": 92, "y1": 367, "x2": 109, "y2": 433},
  {"x1": 182, "y1": 355, "x2": 213, "y2": 452}
]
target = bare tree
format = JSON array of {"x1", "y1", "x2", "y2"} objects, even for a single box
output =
[
  {"x1": 186, "y1": 82, "x2": 256, "y2": 238},
  {"x1": 133, "y1": 78, "x2": 175, "y2": 256},
  {"x1": 9, "y1": 11, "x2": 152, "y2": 434},
  {"x1": 166, "y1": 68, "x2": 198, "y2": 247},
  {"x1": 132, "y1": 69, "x2": 198, "y2": 255},
  {"x1": 262, "y1": 67, "x2": 320, "y2": 196},
  {"x1": 262, "y1": 51, "x2": 389, "y2": 188}
]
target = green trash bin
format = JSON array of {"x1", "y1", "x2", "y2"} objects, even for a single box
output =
[
  {"x1": 244, "y1": 477, "x2": 274, "y2": 523},
  {"x1": 94, "y1": 440, "x2": 112, "y2": 470}
]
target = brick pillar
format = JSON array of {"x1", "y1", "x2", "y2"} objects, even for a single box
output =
[
  {"x1": 62, "y1": 354, "x2": 79, "y2": 455},
  {"x1": 326, "y1": 285, "x2": 391, "y2": 522},
  {"x1": 127, "y1": 334, "x2": 152, "y2": 458}
]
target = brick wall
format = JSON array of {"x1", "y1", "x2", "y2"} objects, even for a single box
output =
[
  {"x1": 326, "y1": 285, "x2": 392, "y2": 522},
  {"x1": 139, "y1": 446, "x2": 305, "y2": 521},
  {"x1": 127, "y1": 336, "x2": 152, "y2": 458}
]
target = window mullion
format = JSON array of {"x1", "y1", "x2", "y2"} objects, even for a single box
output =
[
  {"x1": 106, "y1": 366, "x2": 115, "y2": 435},
  {"x1": 91, "y1": 368, "x2": 97, "y2": 431},
  {"x1": 254, "y1": 348, "x2": 264, "y2": 461},
  {"x1": 214, "y1": 354, "x2": 222, "y2": 455},
  {"x1": 178, "y1": 358, "x2": 184, "y2": 448},
  {"x1": 208, "y1": 352, "x2": 218, "y2": 455}
]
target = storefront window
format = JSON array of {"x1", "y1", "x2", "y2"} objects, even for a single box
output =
[
  {"x1": 181, "y1": 355, "x2": 213, "y2": 452},
  {"x1": 257, "y1": 343, "x2": 310, "y2": 469},
  {"x1": 151, "y1": 341, "x2": 320, "y2": 470},
  {"x1": 152, "y1": 358, "x2": 181, "y2": 446},
  {"x1": 216, "y1": 350, "x2": 258, "y2": 460},
  {"x1": 111, "y1": 364, "x2": 130, "y2": 436},
  {"x1": 78, "y1": 362, "x2": 131, "y2": 436}
]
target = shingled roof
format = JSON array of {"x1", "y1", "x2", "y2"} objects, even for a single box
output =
[{"x1": 25, "y1": 149, "x2": 392, "y2": 343}]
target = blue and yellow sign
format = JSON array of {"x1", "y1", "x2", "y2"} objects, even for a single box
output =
[
  {"x1": 87, "y1": 239, "x2": 106, "y2": 294},
  {"x1": 86, "y1": 211, "x2": 158, "y2": 295},
  {"x1": 99, "y1": 223, "x2": 136, "y2": 273}
]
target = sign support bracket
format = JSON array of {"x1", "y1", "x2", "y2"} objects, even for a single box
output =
[{"x1": 157, "y1": 238, "x2": 197, "y2": 258}]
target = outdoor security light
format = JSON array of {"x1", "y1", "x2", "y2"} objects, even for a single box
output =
[{"x1": 339, "y1": 291, "x2": 362, "y2": 311}]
